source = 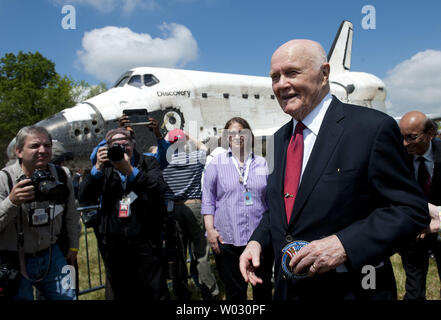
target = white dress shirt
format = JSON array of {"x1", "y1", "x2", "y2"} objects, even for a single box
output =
[{"x1": 291, "y1": 93, "x2": 333, "y2": 183}]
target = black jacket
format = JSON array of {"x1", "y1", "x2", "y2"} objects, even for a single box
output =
[
  {"x1": 251, "y1": 96, "x2": 430, "y2": 299},
  {"x1": 79, "y1": 151, "x2": 167, "y2": 244}
]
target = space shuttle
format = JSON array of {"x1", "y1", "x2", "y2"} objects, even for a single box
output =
[{"x1": 16, "y1": 20, "x2": 387, "y2": 168}]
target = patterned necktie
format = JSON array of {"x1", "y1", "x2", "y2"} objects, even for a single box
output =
[
  {"x1": 284, "y1": 121, "x2": 305, "y2": 223},
  {"x1": 417, "y1": 156, "x2": 431, "y2": 197}
]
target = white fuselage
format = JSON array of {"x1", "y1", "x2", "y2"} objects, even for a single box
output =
[
  {"x1": 62, "y1": 66, "x2": 386, "y2": 141},
  {"x1": 29, "y1": 65, "x2": 387, "y2": 168}
]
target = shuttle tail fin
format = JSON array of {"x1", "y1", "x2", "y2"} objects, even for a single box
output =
[{"x1": 327, "y1": 20, "x2": 353, "y2": 74}]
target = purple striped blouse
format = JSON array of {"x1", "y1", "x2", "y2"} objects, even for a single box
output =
[{"x1": 201, "y1": 151, "x2": 269, "y2": 247}]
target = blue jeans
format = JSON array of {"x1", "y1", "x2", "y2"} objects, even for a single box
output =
[{"x1": 14, "y1": 244, "x2": 76, "y2": 300}]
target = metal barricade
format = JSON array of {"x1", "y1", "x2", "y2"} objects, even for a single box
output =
[{"x1": 76, "y1": 205, "x2": 105, "y2": 296}]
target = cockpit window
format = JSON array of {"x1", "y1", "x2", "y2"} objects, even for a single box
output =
[
  {"x1": 128, "y1": 75, "x2": 142, "y2": 87},
  {"x1": 113, "y1": 72, "x2": 159, "y2": 88},
  {"x1": 112, "y1": 71, "x2": 133, "y2": 88},
  {"x1": 144, "y1": 74, "x2": 160, "y2": 87},
  {"x1": 115, "y1": 76, "x2": 130, "y2": 87}
]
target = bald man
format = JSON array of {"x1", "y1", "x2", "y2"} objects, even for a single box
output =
[
  {"x1": 239, "y1": 39, "x2": 430, "y2": 300},
  {"x1": 399, "y1": 111, "x2": 441, "y2": 300}
]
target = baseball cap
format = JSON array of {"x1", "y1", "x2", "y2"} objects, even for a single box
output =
[
  {"x1": 105, "y1": 128, "x2": 133, "y2": 144},
  {"x1": 167, "y1": 129, "x2": 186, "y2": 143}
]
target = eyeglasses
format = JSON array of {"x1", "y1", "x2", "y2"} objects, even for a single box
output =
[
  {"x1": 228, "y1": 130, "x2": 245, "y2": 137},
  {"x1": 403, "y1": 133, "x2": 424, "y2": 142},
  {"x1": 111, "y1": 141, "x2": 131, "y2": 148}
]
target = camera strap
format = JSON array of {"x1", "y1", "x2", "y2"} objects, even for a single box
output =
[
  {"x1": 1, "y1": 169, "x2": 13, "y2": 193},
  {"x1": 48, "y1": 164, "x2": 66, "y2": 219},
  {"x1": 17, "y1": 205, "x2": 54, "y2": 283}
]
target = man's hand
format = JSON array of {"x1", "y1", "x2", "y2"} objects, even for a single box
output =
[
  {"x1": 66, "y1": 249, "x2": 78, "y2": 266},
  {"x1": 239, "y1": 240, "x2": 263, "y2": 286},
  {"x1": 417, "y1": 203, "x2": 440, "y2": 239},
  {"x1": 206, "y1": 228, "x2": 224, "y2": 254},
  {"x1": 118, "y1": 114, "x2": 130, "y2": 128},
  {"x1": 8, "y1": 179, "x2": 34, "y2": 206},
  {"x1": 289, "y1": 235, "x2": 347, "y2": 277},
  {"x1": 111, "y1": 152, "x2": 133, "y2": 176},
  {"x1": 95, "y1": 146, "x2": 109, "y2": 171},
  {"x1": 427, "y1": 203, "x2": 441, "y2": 233},
  {"x1": 147, "y1": 118, "x2": 162, "y2": 139},
  {"x1": 118, "y1": 114, "x2": 135, "y2": 135}
]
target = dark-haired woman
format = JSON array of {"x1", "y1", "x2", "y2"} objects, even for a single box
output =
[{"x1": 201, "y1": 117, "x2": 273, "y2": 300}]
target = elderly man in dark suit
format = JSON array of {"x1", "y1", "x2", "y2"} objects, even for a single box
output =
[
  {"x1": 399, "y1": 111, "x2": 441, "y2": 300},
  {"x1": 239, "y1": 39, "x2": 431, "y2": 300}
]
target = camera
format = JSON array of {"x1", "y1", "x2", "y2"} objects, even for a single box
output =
[
  {"x1": 0, "y1": 259, "x2": 19, "y2": 298},
  {"x1": 107, "y1": 143, "x2": 126, "y2": 162},
  {"x1": 18, "y1": 169, "x2": 68, "y2": 205}
]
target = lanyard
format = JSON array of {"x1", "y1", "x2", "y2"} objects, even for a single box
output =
[
  {"x1": 116, "y1": 156, "x2": 135, "y2": 194},
  {"x1": 116, "y1": 170, "x2": 128, "y2": 194},
  {"x1": 231, "y1": 154, "x2": 253, "y2": 190}
]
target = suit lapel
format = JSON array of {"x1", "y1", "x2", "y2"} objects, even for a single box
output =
[
  {"x1": 288, "y1": 97, "x2": 345, "y2": 228},
  {"x1": 429, "y1": 138, "x2": 441, "y2": 202},
  {"x1": 432, "y1": 138, "x2": 441, "y2": 163}
]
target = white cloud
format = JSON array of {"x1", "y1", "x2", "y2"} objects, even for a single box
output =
[
  {"x1": 384, "y1": 50, "x2": 441, "y2": 117},
  {"x1": 52, "y1": 0, "x2": 158, "y2": 14},
  {"x1": 76, "y1": 24, "x2": 199, "y2": 82}
]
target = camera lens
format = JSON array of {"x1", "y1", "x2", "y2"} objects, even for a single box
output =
[
  {"x1": 107, "y1": 144, "x2": 125, "y2": 162},
  {"x1": 30, "y1": 170, "x2": 68, "y2": 204},
  {"x1": 48, "y1": 183, "x2": 69, "y2": 204}
]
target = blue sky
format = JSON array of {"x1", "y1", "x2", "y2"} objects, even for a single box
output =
[{"x1": 1, "y1": 0, "x2": 441, "y2": 116}]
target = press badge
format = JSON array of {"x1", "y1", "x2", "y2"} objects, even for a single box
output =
[
  {"x1": 244, "y1": 191, "x2": 253, "y2": 206},
  {"x1": 118, "y1": 197, "x2": 130, "y2": 218},
  {"x1": 118, "y1": 192, "x2": 138, "y2": 218},
  {"x1": 32, "y1": 208, "x2": 49, "y2": 226}
]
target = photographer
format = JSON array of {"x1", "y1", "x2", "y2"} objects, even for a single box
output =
[
  {"x1": 78, "y1": 128, "x2": 169, "y2": 300},
  {"x1": 161, "y1": 129, "x2": 220, "y2": 300},
  {"x1": 0, "y1": 126, "x2": 79, "y2": 300}
]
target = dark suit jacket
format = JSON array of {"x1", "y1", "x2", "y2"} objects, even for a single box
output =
[
  {"x1": 251, "y1": 96, "x2": 430, "y2": 300},
  {"x1": 427, "y1": 138, "x2": 441, "y2": 205}
]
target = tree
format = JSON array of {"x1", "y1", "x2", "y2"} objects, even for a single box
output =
[
  {"x1": 85, "y1": 81, "x2": 107, "y2": 100},
  {"x1": 0, "y1": 51, "x2": 76, "y2": 166},
  {"x1": 71, "y1": 80, "x2": 107, "y2": 103}
]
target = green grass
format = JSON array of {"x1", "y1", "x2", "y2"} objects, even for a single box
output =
[
  {"x1": 77, "y1": 225, "x2": 105, "y2": 300},
  {"x1": 391, "y1": 253, "x2": 440, "y2": 300},
  {"x1": 76, "y1": 224, "x2": 440, "y2": 300}
]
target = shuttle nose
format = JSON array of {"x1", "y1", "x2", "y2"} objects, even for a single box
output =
[
  {"x1": 38, "y1": 105, "x2": 106, "y2": 166},
  {"x1": 36, "y1": 112, "x2": 71, "y2": 144}
]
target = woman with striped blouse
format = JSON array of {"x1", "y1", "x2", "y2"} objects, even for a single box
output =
[{"x1": 201, "y1": 117, "x2": 273, "y2": 300}]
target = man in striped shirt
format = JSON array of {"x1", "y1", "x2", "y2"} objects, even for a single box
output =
[{"x1": 162, "y1": 129, "x2": 219, "y2": 300}]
